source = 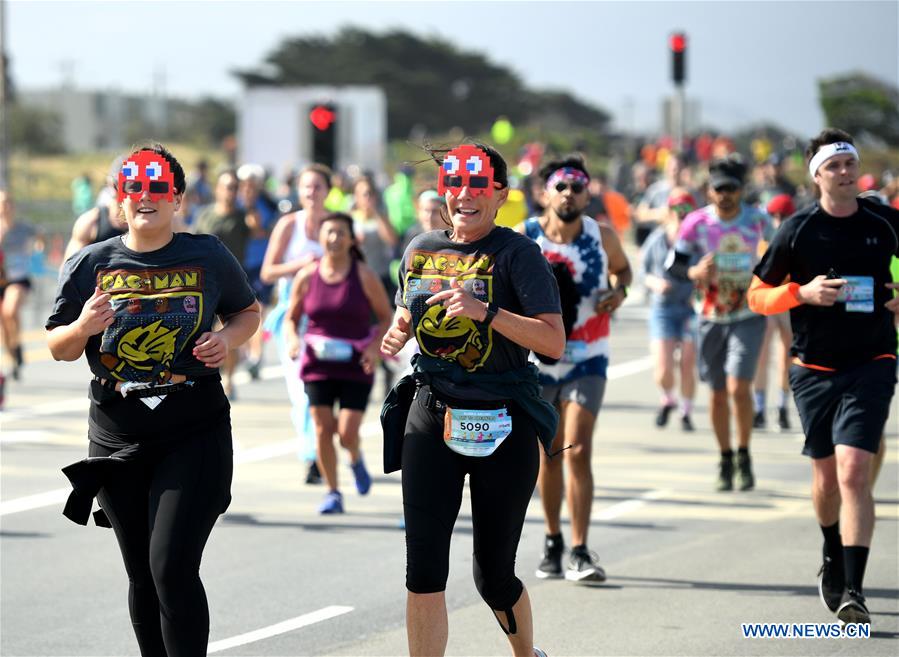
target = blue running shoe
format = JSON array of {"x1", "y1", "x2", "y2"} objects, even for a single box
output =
[
  {"x1": 318, "y1": 490, "x2": 344, "y2": 514},
  {"x1": 351, "y1": 458, "x2": 372, "y2": 495}
]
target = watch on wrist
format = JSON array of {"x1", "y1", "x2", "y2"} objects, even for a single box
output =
[
  {"x1": 483, "y1": 301, "x2": 499, "y2": 326},
  {"x1": 616, "y1": 285, "x2": 628, "y2": 298}
]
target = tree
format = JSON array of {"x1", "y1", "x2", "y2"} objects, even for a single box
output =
[
  {"x1": 235, "y1": 27, "x2": 610, "y2": 139},
  {"x1": 819, "y1": 73, "x2": 899, "y2": 146},
  {"x1": 9, "y1": 103, "x2": 64, "y2": 154}
]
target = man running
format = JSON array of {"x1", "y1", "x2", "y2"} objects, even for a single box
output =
[
  {"x1": 521, "y1": 156, "x2": 632, "y2": 582},
  {"x1": 676, "y1": 155, "x2": 773, "y2": 491},
  {"x1": 748, "y1": 128, "x2": 899, "y2": 626}
]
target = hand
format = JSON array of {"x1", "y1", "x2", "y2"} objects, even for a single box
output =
[
  {"x1": 381, "y1": 314, "x2": 412, "y2": 357},
  {"x1": 655, "y1": 279, "x2": 673, "y2": 295},
  {"x1": 596, "y1": 288, "x2": 626, "y2": 314},
  {"x1": 885, "y1": 282, "x2": 899, "y2": 315},
  {"x1": 193, "y1": 331, "x2": 231, "y2": 368},
  {"x1": 360, "y1": 342, "x2": 381, "y2": 375},
  {"x1": 76, "y1": 287, "x2": 115, "y2": 337},
  {"x1": 688, "y1": 253, "x2": 716, "y2": 285},
  {"x1": 798, "y1": 275, "x2": 847, "y2": 306},
  {"x1": 426, "y1": 286, "x2": 487, "y2": 321},
  {"x1": 287, "y1": 336, "x2": 301, "y2": 361}
]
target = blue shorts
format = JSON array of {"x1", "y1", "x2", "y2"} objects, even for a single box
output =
[{"x1": 649, "y1": 303, "x2": 696, "y2": 341}]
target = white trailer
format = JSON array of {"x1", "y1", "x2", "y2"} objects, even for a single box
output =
[{"x1": 238, "y1": 85, "x2": 387, "y2": 176}]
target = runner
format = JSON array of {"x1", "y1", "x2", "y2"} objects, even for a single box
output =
[
  {"x1": 64, "y1": 158, "x2": 128, "y2": 260},
  {"x1": 0, "y1": 190, "x2": 37, "y2": 380},
  {"x1": 675, "y1": 155, "x2": 773, "y2": 491},
  {"x1": 260, "y1": 164, "x2": 330, "y2": 484},
  {"x1": 748, "y1": 128, "x2": 899, "y2": 626},
  {"x1": 381, "y1": 143, "x2": 563, "y2": 657},
  {"x1": 520, "y1": 155, "x2": 632, "y2": 582},
  {"x1": 47, "y1": 144, "x2": 260, "y2": 656},
  {"x1": 285, "y1": 212, "x2": 392, "y2": 513},
  {"x1": 640, "y1": 188, "x2": 698, "y2": 431}
]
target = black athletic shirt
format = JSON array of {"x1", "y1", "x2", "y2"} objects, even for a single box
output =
[
  {"x1": 753, "y1": 197, "x2": 899, "y2": 369},
  {"x1": 93, "y1": 205, "x2": 126, "y2": 244}
]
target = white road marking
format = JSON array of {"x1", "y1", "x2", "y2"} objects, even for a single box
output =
[
  {"x1": 206, "y1": 605, "x2": 353, "y2": 654},
  {"x1": 0, "y1": 488, "x2": 70, "y2": 516},
  {"x1": 595, "y1": 488, "x2": 670, "y2": 520}
]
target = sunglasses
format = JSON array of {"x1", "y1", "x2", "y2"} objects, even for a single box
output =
[
  {"x1": 122, "y1": 180, "x2": 171, "y2": 195},
  {"x1": 671, "y1": 203, "x2": 694, "y2": 216},
  {"x1": 443, "y1": 175, "x2": 490, "y2": 189},
  {"x1": 553, "y1": 181, "x2": 585, "y2": 194},
  {"x1": 713, "y1": 184, "x2": 739, "y2": 194}
]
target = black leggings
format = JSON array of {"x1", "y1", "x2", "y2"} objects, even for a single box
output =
[
  {"x1": 402, "y1": 386, "x2": 539, "y2": 611},
  {"x1": 89, "y1": 428, "x2": 232, "y2": 657}
]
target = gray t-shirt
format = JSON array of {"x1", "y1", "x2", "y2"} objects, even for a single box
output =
[
  {"x1": 47, "y1": 233, "x2": 256, "y2": 382},
  {"x1": 640, "y1": 226, "x2": 696, "y2": 307},
  {"x1": 396, "y1": 226, "x2": 561, "y2": 399},
  {"x1": 1, "y1": 222, "x2": 37, "y2": 281}
]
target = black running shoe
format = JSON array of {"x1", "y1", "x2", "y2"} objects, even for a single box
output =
[
  {"x1": 681, "y1": 414, "x2": 695, "y2": 432},
  {"x1": 11, "y1": 345, "x2": 22, "y2": 380},
  {"x1": 717, "y1": 454, "x2": 734, "y2": 491},
  {"x1": 535, "y1": 535, "x2": 564, "y2": 579},
  {"x1": 736, "y1": 451, "x2": 755, "y2": 491},
  {"x1": 565, "y1": 546, "x2": 606, "y2": 583},
  {"x1": 752, "y1": 410, "x2": 766, "y2": 430},
  {"x1": 655, "y1": 404, "x2": 675, "y2": 427},
  {"x1": 777, "y1": 407, "x2": 790, "y2": 432},
  {"x1": 305, "y1": 461, "x2": 322, "y2": 485},
  {"x1": 817, "y1": 556, "x2": 845, "y2": 613},
  {"x1": 837, "y1": 589, "x2": 870, "y2": 625}
]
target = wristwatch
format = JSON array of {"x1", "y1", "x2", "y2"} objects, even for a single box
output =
[
  {"x1": 616, "y1": 285, "x2": 628, "y2": 298},
  {"x1": 483, "y1": 301, "x2": 499, "y2": 326}
]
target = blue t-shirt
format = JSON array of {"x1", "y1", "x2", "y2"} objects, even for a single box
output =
[{"x1": 640, "y1": 226, "x2": 695, "y2": 307}]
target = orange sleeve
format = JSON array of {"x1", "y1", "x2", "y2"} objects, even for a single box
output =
[{"x1": 747, "y1": 275, "x2": 802, "y2": 315}]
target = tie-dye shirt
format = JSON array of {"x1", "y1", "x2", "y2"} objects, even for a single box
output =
[
  {"x1": 675, "y1": 203, "x2": 773, "y2": 323},
  {"x1": 524, "y1": 215, "x2": 611, "y2": 382}
]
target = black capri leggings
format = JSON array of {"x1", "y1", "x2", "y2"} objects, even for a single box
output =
[
  {"x1": 89, "y1": 425, "x2": 233, "y2": 657},
  {"x1": 402, "y1": 385, "x2": 540, "y2": 611}
]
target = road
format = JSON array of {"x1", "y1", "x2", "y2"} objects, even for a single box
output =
[{"x1": 1, "y1": 281, "x2": 897, "y2": 656}]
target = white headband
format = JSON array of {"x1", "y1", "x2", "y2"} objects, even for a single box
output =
[{"x1": 808, "y1": 142, "x2": 859, "y2": 177}]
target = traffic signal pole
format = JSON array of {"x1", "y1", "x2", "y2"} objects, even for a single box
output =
[
  {"x1": 670, "y1": 31, "x2": 687, "y2": 154},
  {"x1": 0, "y1": 0, "x2": 10, "y2": 192}
]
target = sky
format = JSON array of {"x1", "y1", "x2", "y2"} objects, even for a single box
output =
[{"x1": 5, "y1": 0, "x2": 899, "y2": 139}]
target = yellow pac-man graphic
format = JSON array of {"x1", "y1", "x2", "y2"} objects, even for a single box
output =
[
  {"x1": 416, "y1": 303, "x2": 491, "y2": 371},
  {"x1": 104, "y1": 319, "x2": 181, "y2": 377}
]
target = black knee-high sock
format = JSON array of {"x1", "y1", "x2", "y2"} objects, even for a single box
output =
[
  {"x1": 820, "y1": 521, "x2": 843, "y2": 568},
  {"x1": 843, "y1": 545, "x2": 869, "y2": 594}
]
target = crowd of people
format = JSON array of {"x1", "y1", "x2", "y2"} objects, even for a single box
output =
[{"x1": 0, "y1": 124, "x2": 891, "y2": 657}]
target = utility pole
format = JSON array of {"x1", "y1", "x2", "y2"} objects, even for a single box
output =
[{"x1": 0, "y1": 0, "x2": 10, "y2": 192}]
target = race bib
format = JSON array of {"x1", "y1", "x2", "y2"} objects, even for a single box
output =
[
  {"x1": 838, "y1": 275, "x2": 874, "y2": 313},
  {"x1": 307, "y1": 335, "x2": 354, "y2": 362},
  {"x1": 442, "y1": 407, "x2": 512, "y2": 457},
  {"x1": 562, "y1": 340, "x2": 590, "y2": 364}
]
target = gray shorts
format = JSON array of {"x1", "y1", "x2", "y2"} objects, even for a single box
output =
[
  {"x1": 697, "y1": 315, "x2": 767, "y2": 390},
  {"x1": 540, "y1": 375, "x2": 607, "y2": 416}
]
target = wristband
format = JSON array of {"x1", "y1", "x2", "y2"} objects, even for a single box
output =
[{"x1": 483, "y1": 301, "x2": 499, "y2": 326}]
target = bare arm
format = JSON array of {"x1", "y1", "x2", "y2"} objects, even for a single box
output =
[
  {"x1": 596, "y1": 224, "x2": 633, "y2": 313},
  {"x1": 283, "y1": 264, "x2": 316, "y2": 358},
  {"x1": 260, "y1": 215, "x2": 317, "y2": 283},
  {"x1": 192, "y1": 301, "x2": 262, "y2": 369},
  {"x1": 381, "y1": 306, "x2": 413, "y2": 356},
  {"x1": 358, "y1": 263, "x2": 395, "y2": 373},
  {"x1": 63, "y1": 208, "x2": 100, "y2": 261}
]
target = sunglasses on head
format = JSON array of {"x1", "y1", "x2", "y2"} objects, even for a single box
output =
[
  {"x1": 122, "y1": 180, "x2": 171, "y2": 195},
  {"x1": 553, "y1": 181, "x2": 585, "y2": 194}
]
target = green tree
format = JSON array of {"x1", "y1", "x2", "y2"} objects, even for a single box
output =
[
  {"x1": 819, "y1": 73, "x2": 899, "y2": 146},
  {"x1": 9, "y1": 103, "x2": 64, "y2": 154},
  {"x1": 235, "y1": 27, "x2": 609, "y2": 139}
]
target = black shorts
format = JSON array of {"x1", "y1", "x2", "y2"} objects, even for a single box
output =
[
  {"x1": 789, "y1": 358, "x2": 896, "y2": 459},
  {"x1": 0, "y1": 278, "x2": 32, "y2": 298},
  {"x1": 243, "y1": 265, "x2": 274, "y2": 305},
  {"x1": 304, "y1": 379, "x2": 372, "y2": 411}
]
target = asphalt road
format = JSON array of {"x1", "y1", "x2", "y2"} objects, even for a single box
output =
[{"x1": 1, "y1": 280, "x2": 897, "y2": 656}]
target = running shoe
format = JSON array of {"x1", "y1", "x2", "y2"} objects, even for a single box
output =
[
  {"x1": 12, "y1": 345, "x2": 22, "y2": 380},
  {"x1": 736, "y1": 451, "x2": 755, "y2": 491},
  {"x1": 681, "y1": 414, "x2": 695, "y2": 432},
  {"x1": 716, "y1": 454, "x2": 734, "y2": 492},
  {"x1": 777, "y1": 406, "x2": 791, "y2": 432},
  {"x1": 565, "y1": 546, "x2": 606, "y2": 583},
  {"x1": 837, "y1": 590, "x2": 870, "y2": 625},
  {"x1": 318, "y1": 490, "x2": 344, "y2": 514},
  {"x1": 535, "y1": 534, "x2": 564, "y2": 579},
  {"x1": 305, "y1": 461, "x2": 322, "y2": 485},
  {"x1": 817, "y1": 555, "x2": 845, "y2": 613},
  {"x1": 655, "y1": 404, "x2": 675, "y2": 427},
  {"x1": 351, "y1": 457, "x2": 372, "y2": 495},
  {"x1": 246, "y1": 358, "x2": 261, "y2": 381},
  {"x1": 534, "y1": 649, "x2": 549, "y2": 657},
  {"x1": 752, "y1": 410, "x2": 766, "y2": 430}
]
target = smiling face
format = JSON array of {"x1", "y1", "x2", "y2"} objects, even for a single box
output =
[
  {"x1": 814, "y1": 152, "x2": 859, "y2": 203},
  {"x1": 318, "y1": 216, "x2": 354, "y2": 256}
]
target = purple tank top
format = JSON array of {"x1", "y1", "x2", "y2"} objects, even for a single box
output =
[{"x1": 300, "y1": 259, "x2": 374, "y2": 383}]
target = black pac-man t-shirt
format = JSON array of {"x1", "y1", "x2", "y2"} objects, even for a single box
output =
[
  {"x1": 753, "y1": 198, "x2": 899, "y2": 369},
  {"x1": 396, "y1": 226, "x2": 561, "y2": 399},
  {"x1": 47, "y1": 233, "x2": 256, "y2": 382}
]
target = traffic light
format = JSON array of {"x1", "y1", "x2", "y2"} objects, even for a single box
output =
[
  {"x1": 309, "y1": 103, "x2": 337, "y2": 169},
  {"x1": 670, "y1": 32, "x2": 687, "y2": 86}
]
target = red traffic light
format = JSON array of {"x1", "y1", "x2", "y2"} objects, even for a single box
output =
[
  {"x1": 309, "y1": 105, "x2": 336, "y2": 131},
  {"x1": 669, "y1": 32, "x2": 687, "y2": 53}
]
